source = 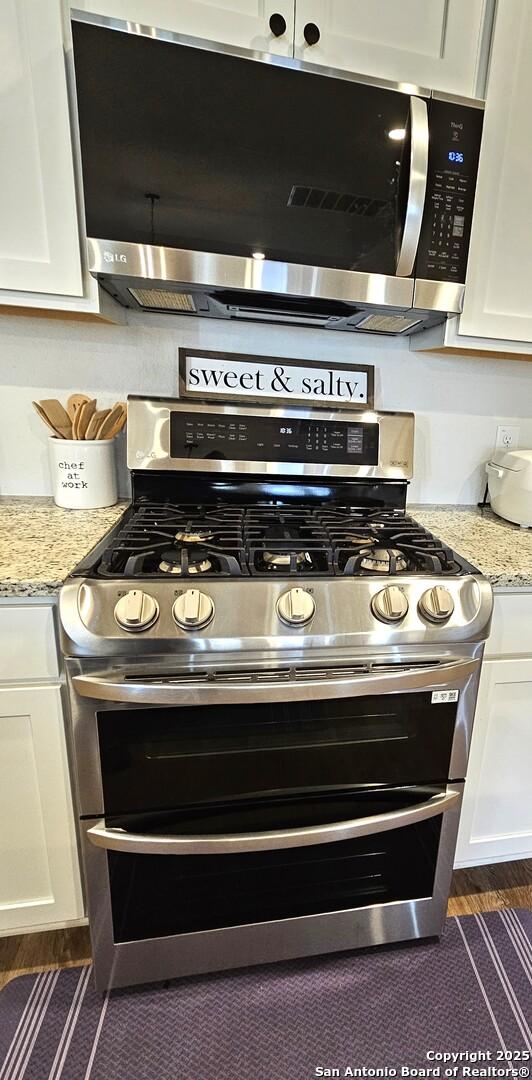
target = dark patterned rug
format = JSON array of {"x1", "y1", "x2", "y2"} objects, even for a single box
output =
[{"x1": 1, "y1": 910, "x2": 530, "y2": 1080}]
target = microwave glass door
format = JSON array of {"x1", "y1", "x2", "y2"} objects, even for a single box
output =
[
  {"x1": 72, "y1": 20, "x2": 412, "y2": 275},
  {"x1": 96, "y1": 691, "x2": 459, "y2": 822}
]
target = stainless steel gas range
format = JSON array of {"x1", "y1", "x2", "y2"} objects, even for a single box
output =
[{"x1": 60, "y1": 398, "x2": 493, "y2": 991}]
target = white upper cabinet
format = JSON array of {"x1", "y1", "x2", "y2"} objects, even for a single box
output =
[
  {"x1": 0, "y1": 0, "x2": 83, "y2": 296},
  {"x1": 73, "y1": 1, "x2": 296, "y2": 56},
  {"x1": 293, "y1": 0, "x2": 493, "y2": 96},
  {"x1": 459, "y1": 0, "x2": 532, "y2": 343}
]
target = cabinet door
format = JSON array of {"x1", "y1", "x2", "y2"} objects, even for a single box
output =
[
  {"x1": 459, "y1": 0, "x2": 532, "y2": 342},
  {"x1": 294, "y1": 0, "x2": 491, "y2": 97},
  {"x1": 74, "y1": 1, "x2": 295, "y2": 56},
  {"x1": 454, "y1": 658, "x2": 532, "y2": 868},
  {"x1": 0, "y1": 1, "x2": 83, "y2": 295},
  {"x1": 0, "y1": 685, "x2": 83, "y2": 933}
]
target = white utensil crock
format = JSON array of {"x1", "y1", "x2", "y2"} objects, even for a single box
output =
[{"x1": 48, "y1": 437, "x2": 118, "y2": 509}]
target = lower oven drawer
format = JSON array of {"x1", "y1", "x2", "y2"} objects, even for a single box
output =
[
  {"x1": 86, "y1": 784, "x2": 462, "y2": 945},
  {"x1": 107, "y1": 815, "x2": 441, "y2": 942}
]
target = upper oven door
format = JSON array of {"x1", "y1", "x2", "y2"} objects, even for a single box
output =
[
  {"x1": 71, "y1": 14, "x2": 427, "y2": 291},
  {"x1": 71, "y1": 655, "x2": 480, "y2": 821}
]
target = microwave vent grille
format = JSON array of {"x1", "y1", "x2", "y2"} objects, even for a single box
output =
[
  {"x1": 356, "y1": 314, "x2": 423, "y2": 333},
  {"x1": 128, "y1": 288, "x2": 197, "y2": 312},
  {"x1": 288, "y1": 185, "x2": 389, "y2": 218}
]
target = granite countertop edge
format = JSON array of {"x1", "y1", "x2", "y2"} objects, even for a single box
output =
[
  {"x1": 0, "y1": 497, "x2": 532, "y2": 598},
  {"x1": 0, "y1": 496, "x2": 129, "y2": 600}
]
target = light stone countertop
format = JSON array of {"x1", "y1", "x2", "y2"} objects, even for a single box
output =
[
  {"x1": 0, "y1": 496, "x2": 128, "y2": 598},
  {"x1": 0, "y1": 497, "x2": 531, "y2": 597},
  {"x1": 412, "y1": 504, "x2": 532, "y2": 590}
]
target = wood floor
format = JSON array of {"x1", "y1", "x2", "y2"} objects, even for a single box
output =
[{"x1": 0, "y1": 860, "x2": 530, "y2": 992}]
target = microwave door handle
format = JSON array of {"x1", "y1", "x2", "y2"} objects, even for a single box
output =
[
  {"x1": 72, "y1": 657, "x2": 478, "y2": 705},
  {"x1": 395, "y1": 95, "x2": 429, "y2": 277},
  {"x1": 86, "y1": 788, "x2": 460, "y2": 856}
]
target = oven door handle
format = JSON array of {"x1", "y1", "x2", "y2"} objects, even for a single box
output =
[
  {"x1": 72, "y1": 657, "x2": 478, "y2": 705},
  {"x1": 396, "y1": 95, "x2": 429, "y2": 277},
  {"x1": 86, "y1": 788, "x2": 460, "y2": 855}
]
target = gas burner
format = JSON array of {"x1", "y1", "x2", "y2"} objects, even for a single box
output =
[
  {"x1": 159, "y1": 548, "x2": 213, "y2": 576},
  {"x1": 262, "y1": 550, "x2": 313, "y2": 570},
  {"x1": 360, "y1": 547, "x2": 408, "y2": 574},
  {"x1": 174, "y1": 530, "x2": 215, "y2": 544}
]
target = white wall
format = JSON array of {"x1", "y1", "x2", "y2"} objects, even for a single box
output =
[{"x1": 1, "y1": 308, "x2": 532, "y2": 504}]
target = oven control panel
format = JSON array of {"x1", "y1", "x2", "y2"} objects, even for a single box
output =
[
  {"x1": 415, "y1": 98, "x2": 484, "y2": 283},
  {"x1": 170, "y1": 412, "x2": 380, "y2": 466}
]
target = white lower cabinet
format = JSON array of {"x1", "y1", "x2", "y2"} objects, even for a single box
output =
[
  {"x1": 0, "y1": 683, "x2": 83, "y2": 934},
  {"x1": 455, "y1": 655, "x2": 532, "y2": 868}
]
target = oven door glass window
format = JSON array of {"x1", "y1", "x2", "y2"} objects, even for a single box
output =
[
  {"x1": 97, "y1": 691, "x2": 459, "y2": 819},
  {"x1": 105, "y1": 787, "x2": 444, "y2": 943}
]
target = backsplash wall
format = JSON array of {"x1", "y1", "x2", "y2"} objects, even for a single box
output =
[{"x1": 2, "y1": 309, "x2": 532, "y2": 504}]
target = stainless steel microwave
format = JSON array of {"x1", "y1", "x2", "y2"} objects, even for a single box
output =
[{"x1": 70, "y1": 11, "x2": 484, "y2": 336}]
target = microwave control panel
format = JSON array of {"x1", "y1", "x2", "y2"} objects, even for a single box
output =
[{"x1": 415, "y1": 98, "x2": 484, "y2": 284}]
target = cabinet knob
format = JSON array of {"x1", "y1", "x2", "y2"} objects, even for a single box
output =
[
  {"x1": 269, "y1": 12, "x2": 287, "y2": 37},
  {"x1": 303, "y1": 22, "x2": 321, "y2": 46}
]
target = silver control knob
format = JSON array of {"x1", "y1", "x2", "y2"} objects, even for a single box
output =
[
  {"x1": 418, "y1": 586, "x2": 455, "y2": 624},
  {"x1": 371, "y1": 586, "x2": 409, "y2": 624},
  {"x1": 114, "y1": 589, "x2": 159, "y2": 632},
  {"x1": 173, "y1": 589, "x2": 215, "y2": 630},
  {"x1": 277, "y1": 587, "x2": 315, "y2": 626}
]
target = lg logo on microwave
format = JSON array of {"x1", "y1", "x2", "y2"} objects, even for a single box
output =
[{"x1": 103, "y1": 251, "x2": 127, "y2": 264}]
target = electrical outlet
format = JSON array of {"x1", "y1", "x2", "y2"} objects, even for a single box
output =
[{"x1": 496, "y1": 425, "x2": 520, "y2": 450}]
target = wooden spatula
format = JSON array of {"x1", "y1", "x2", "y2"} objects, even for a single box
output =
[
  {"x1": 85, "y1": 408, "x2": 110, "y2": 440},
  {"x1": 67, "y1": 393, "x2": 90, "y2": 424},
  {"x1": 37, "y1": 399, "x2": 72, "y2": 439},
  {"x1": 75, "y1": 399, "x2": 97, "y2": 439},
  {"x1": 97, "y1": 403, "x2": 126, "y2": 439},
  {"x1": 32, "y1": 401, "x2": 65, "y2": 439}
]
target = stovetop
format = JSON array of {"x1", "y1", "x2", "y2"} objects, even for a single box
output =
[
  {"x1": 75, "y1": 500, "x2": 479, "y2": 581},
  {"x1": 60, "y1": 403, "x2": 494, "y2": 656}
]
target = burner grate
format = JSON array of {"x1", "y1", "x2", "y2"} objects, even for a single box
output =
[{"x1": 89, "y1": 501, "x2": 474, "y2": 579}]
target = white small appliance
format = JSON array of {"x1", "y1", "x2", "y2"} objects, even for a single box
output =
[{"x1": 486, "y1": 449, "x2": 532, "y2": 527}]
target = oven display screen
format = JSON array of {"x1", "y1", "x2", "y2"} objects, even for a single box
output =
[{"x1": 170, "y1": 413, "x2": 379, "y2": 465}]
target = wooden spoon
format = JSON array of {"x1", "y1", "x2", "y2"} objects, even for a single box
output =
[
  {"x1": 67, "y1": 393, "x2": 90, "y2": 424},
  {"x1": 37, "y1": 399, "x2": 72, "y2": 439},
  {"x1": 75, "y1": 398, "x2": 97, "y2": 439},
  {"x1": 85, "y1": 408, "x2": 110, "y2": 440},
  {"x1": 103, "y1": 406, "x2": 127, "y2": 439},
  {"x1": 97, "y1": 403, "x2": 127, "y2": 439},
  {"x1": 32, "y1": 401, "x2": 65, "y2": 439}
]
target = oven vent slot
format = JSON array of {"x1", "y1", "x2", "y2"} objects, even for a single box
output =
[
  {"x1": 124, "y1": 672, "x2": 210, "y2": 684},
  {"x1": 367, "y1": 660, "x2": 440, "y2": 674},
  {"x1": 293, "y1": 665, "x2": 368, "y2": 679},
  {"x1": 124, "y1": 659, "x2": 441, "y2": 687}
]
